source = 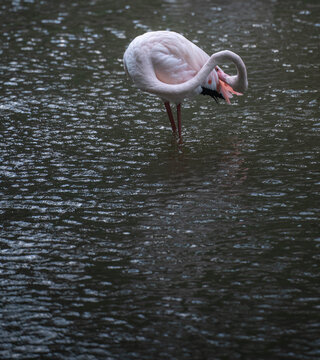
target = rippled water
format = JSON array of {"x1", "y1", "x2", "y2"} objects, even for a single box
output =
[{"x1": 1, "y1": 0, "x2": 319, "y2": 359}]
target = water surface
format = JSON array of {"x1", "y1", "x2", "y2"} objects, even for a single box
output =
[{"x1": 0, "y1": 0, "x2": 319, "y2": 359}]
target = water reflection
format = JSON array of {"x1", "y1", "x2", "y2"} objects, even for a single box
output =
[{"x1": 1, "y1": 0, "x2": 319, "y2": 359}]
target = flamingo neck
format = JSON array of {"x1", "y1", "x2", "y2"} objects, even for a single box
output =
[
  {"x1": 200, "y1": 50, "x2": 248, "y2": 93},
  {"x1": 147, "y1": 49, "x2": 247, "y2": 104}
]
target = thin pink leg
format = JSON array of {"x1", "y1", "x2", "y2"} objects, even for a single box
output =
[
  {"x1": 177, "y1": 103, "x2": 182, "y2": 139},
  {"x1": 164, "y1": 101, "x2": 176, "y2": 133}
]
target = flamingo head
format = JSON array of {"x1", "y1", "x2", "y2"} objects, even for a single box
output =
[
  {"x1": 215, "y1": 65, "x2": 248, "y2": 93},
  {"x1": 200, "y1": 66, "x2": 243, "y2": 104},
  {"x1": 214, "y1": 66, "x2": 244, "y2": 104},
  {"x1": 215, "y1": 66, "x2": 229, "y2": 84}
]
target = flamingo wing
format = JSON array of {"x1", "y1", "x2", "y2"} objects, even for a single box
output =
[
  {"x1": 151, "y1": 44, "x2": 197, "y2": 85},
  {"x1": 149, "y1": 32, "x2": 210, "y2": 86}
]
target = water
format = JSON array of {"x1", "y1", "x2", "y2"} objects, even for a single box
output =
[{"x1": 0, "y1": 0, "x2": 319, "y2": 359}]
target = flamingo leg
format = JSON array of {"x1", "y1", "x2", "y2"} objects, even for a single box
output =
[
  {"x1": 177, "y1": 103, "x2": 182, "y2": 139},
  {"x1": 164, "y1": 101, "x2": 176, "y2": 133}
]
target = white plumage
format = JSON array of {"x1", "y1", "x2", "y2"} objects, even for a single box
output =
[{"x1": 124, "y1": 31, "x2": 248, "y2": 138}]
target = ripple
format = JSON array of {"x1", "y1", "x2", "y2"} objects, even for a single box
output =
[{"x1": 1, "y1": 1, "x2": 319, "y2": 359}]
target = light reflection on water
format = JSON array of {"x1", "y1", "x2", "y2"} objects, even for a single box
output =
[{"x1": 1, "y1": 0, "x2": 319, "y2": 359}]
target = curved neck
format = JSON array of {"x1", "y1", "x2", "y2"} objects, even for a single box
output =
[
  {"x1": 148, "y1": 50, "x2": 247, "y2": 103},
  {"x1": 218, "y1": 51, "x2": 248, "y2": 93},
  {"x1": 194, "y1": 50, "x2": 248, "y2": 93}
]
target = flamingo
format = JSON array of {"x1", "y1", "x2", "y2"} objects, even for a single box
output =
[{"x1": 123, "y1": 31, "x2": 248, "y2": 139}]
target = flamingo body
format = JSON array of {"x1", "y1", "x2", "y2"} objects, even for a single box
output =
[{"x1": 123, "y1": 31, "x2": 248, "y2": 138}]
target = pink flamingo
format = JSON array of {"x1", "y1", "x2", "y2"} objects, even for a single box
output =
[{"x1": 123, "y1": 31, "x2": 248, "y2": 139}]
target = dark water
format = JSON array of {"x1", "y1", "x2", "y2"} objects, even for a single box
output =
[{"x1": 1, "y1": 0, "x2": 319, "y2": 359}]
